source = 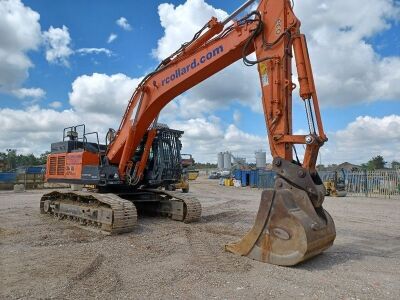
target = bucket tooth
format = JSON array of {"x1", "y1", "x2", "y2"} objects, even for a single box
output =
[{"x1": 226, "y1": 159, "x2": 336, "y2": 266}]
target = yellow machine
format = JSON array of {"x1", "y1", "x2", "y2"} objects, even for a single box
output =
[
  {"x1": 323, "y1": 169, "x2": 347, "y2": 197},
  {"x1": 172, "y1": 154, "x2": 195, "y2": 192},
  {"x1": 171, "y1": 170, "x2": 190, "y2": 193},
  {"x1": 188, "y1": 170, "x2": 199, "y2": 180}
]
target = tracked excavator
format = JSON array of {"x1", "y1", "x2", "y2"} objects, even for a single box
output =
[{"x1": 41, "y1": 0, "x2": 336, "y2": 266}]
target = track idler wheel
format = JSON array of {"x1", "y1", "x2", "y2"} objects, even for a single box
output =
[{"x1": 225, "y1": 159, "x2": 336, "y2": 266}]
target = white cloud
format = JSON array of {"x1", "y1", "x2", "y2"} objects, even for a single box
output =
[
  {"x1": 150, "y1": 0, "x2": 400, "y2": 164},
  {"x1": 0, "y1": 72, "x2": 140, "y2": 154},
  {"x1": 116, "y1": 17, "x2": 132, "y2": 31},
  {"x1": 0, "y1": 69, "x2": 268, "y2": 160},
  {"x1": 68, "y1": 73, "x2": 141, "y2": 117},
  {"x1": 168, "y1": 113, "x2": 400, "y2": 165},
  {"x1": 223, "y1": 124, "x2": 266, "y2": 158},
  {"x1": 169, "y1": 118, "x2": 266, "y2": 162},
  {"x1": 152, "y1": 0, "x2": 400, "y2": 112},
  {"x1": 42, "y1": 25, "x2": 73, "y2": 66},
  {"x1": 107, "y1": 33, "x2": 117, "y2": 43},
  {"x1": 153, "y1": 0, "x2": 227, "y2": 60},
  {"x1": 233, "y1": 110, "x2": 241, "y2": 124},
  {"x1": 295, "y1": 0, "x2": 400, "y2": 105},
  {"x1": 12, "y1": 87, "x2": 45, "y2": 99},
  {"x1": 152, "y1": 0, "x2": 260, "y2": 116},
  {"x1": 76, "y1": 48, "x2": 113, "y2": 56},
  {"x1": 326, "y1": 115, "x2": 400, "y2": 164},
  {"x1": 42, "y1": 28, "x2": 114, "y2": 66},
  {"x1": 0, "y1": 0, "x2": 41, "y2": 91},
  {"x1": 167, "y1": 96, "x2": 218, "y2": 119},
  {"x1": 49, "y1": 101, "x2": 62, "y2": 109},
  {"x1": 3, "y1": 97, "x2": 398, "y2": 166},
  {"x1": 1, "y1": 71, "x2": 398, "y2": 166},
  {"x1": 0, "y1": 106, "x2": 79, "y2": 154},
  {"x1": 238, "y1": 114, "x2": 400, "y2": 166}
]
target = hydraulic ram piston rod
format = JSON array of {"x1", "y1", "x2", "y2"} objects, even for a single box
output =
[{"x1": 222, "y1": 0, "x2": 257, "y2": 25}]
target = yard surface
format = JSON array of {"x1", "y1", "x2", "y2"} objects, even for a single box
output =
[{"x1": 1, "y1": 177, "x2": 399, "y2": 299}]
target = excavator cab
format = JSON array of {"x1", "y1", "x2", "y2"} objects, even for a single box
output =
[{"x1": 142, "y1": 127, "x2": 185, "y2": 188}]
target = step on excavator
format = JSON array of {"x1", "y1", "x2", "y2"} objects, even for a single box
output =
[{"x1": 41, "y1": 0, "x2": 336, "y2": 266}]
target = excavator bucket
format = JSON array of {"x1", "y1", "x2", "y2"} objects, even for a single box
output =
[{"x1": 225, "y1": 159, "x2": 336, "y2": 266}]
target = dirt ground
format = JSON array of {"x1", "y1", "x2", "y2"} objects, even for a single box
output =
[{"x1": 1, "y1": 177, "x2": 399, "y2": 300}]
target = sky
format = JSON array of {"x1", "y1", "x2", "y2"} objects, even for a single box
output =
[{"x1": 0, "y1": 0, "x2": 399, "y2": 165}]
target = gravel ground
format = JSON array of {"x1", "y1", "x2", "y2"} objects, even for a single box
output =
[{"x1": 1, "y1": 177, "x2": 399, "y2": 299}]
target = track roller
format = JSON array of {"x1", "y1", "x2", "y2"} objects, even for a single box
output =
[{"x1": 40, "y1": 191, "x2": 137, "y2": 234}]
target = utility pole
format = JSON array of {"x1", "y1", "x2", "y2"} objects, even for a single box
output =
[{"x1": 6, "y1": 149, "x2": 17, "y2": 171}]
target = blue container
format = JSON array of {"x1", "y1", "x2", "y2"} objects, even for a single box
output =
[
  {"x1": 234, "y1": 170, "x2": 241, "y2": 180},
  {"x1": 26, "y1": 166, "x2": 45, "y2": 174},
  {"x1": 249, "y1": 170, "x2": 258, "y2": 187},
  {"x1": 0, "y1": 172, "x2": 17, "y2": 183},
  {"x1": 241, "y1": 170, "x2": 250, "y2": 186}
]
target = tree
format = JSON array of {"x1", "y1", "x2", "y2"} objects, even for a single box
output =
[
  {"x1": 16, "y1": 153, "x2": 39, "y2": 167},
  {"x1": 0, "y1": 150, "x2": 48, "y2": 171},
  {"x1": 38, "y1": 151, "x2": 51, "y2": 165},
  {"x1": 0, "y1": 152, "x2": 7, "y2": 161},
  {"x1": 365, "y1": 155, "x2": 386, "y2": 170}
]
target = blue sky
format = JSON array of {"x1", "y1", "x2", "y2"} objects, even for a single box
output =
[
  {"x1": 0, "y1": 0, "x2": 399, "y2": 164},
  {"x1": 18, "y1": 0, "x2": 241, "y2": 103},
  {"x1": 17, "y1": 0, "x2": 400, "y2": 125}
]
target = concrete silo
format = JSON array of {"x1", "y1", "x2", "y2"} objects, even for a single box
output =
[
  {"x1": 223, "y1": 151, "x2": 232, "y2": 170},
  {"x1": 217, "y1": 152, "x2": 224, "y2": 170},
  {"x1": 255, "y1": 150, "x2": 267, "y2": 169}
]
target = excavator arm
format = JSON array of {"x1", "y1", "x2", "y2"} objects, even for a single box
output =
[
  {"x1": 106, "y1": 0, "x2": 336, "y2": 265},
  {"x1": 107, "y1": 0, "x2": 326, "y2": 179},
  {"x1": 106, "y1": 14, "x2": 255, "y2": 176}
]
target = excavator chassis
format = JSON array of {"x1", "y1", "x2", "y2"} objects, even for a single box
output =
[
  {"x1": 226, "y1": 159, "x2": 336, "y2": 266},
  {"x1": 40, "y1": 189, "x2": 201, "y2": 235}
]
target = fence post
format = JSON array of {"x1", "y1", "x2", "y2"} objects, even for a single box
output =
[{"x1": 363, "y1": 169, "x2": 368, "y2": 197}]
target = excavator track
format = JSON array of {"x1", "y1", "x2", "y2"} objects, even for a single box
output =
[
  {"x1": 40, "y1": 191, "x2": 137, "y2": 234},
  {"x1": 143, "y1": 189, "x2": 202, "y2": 223}
]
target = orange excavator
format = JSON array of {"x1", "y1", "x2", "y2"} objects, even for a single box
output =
[{"x1": 40, "y1": 0, "x2": 335, "y2": 266}]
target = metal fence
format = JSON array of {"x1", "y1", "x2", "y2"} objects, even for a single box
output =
[
  {"x1": 204, "y1": 168, "x2": 400, "y2": 199},
  {"x1": 346, "y1": 170, "x2": 400, "y2": 199},
  {"x1": 0, "y1": 172, "x2": 45, "y2": 190},
  {"x1": 320, "y1": 170, "x2": 400, "y2": 199}
]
